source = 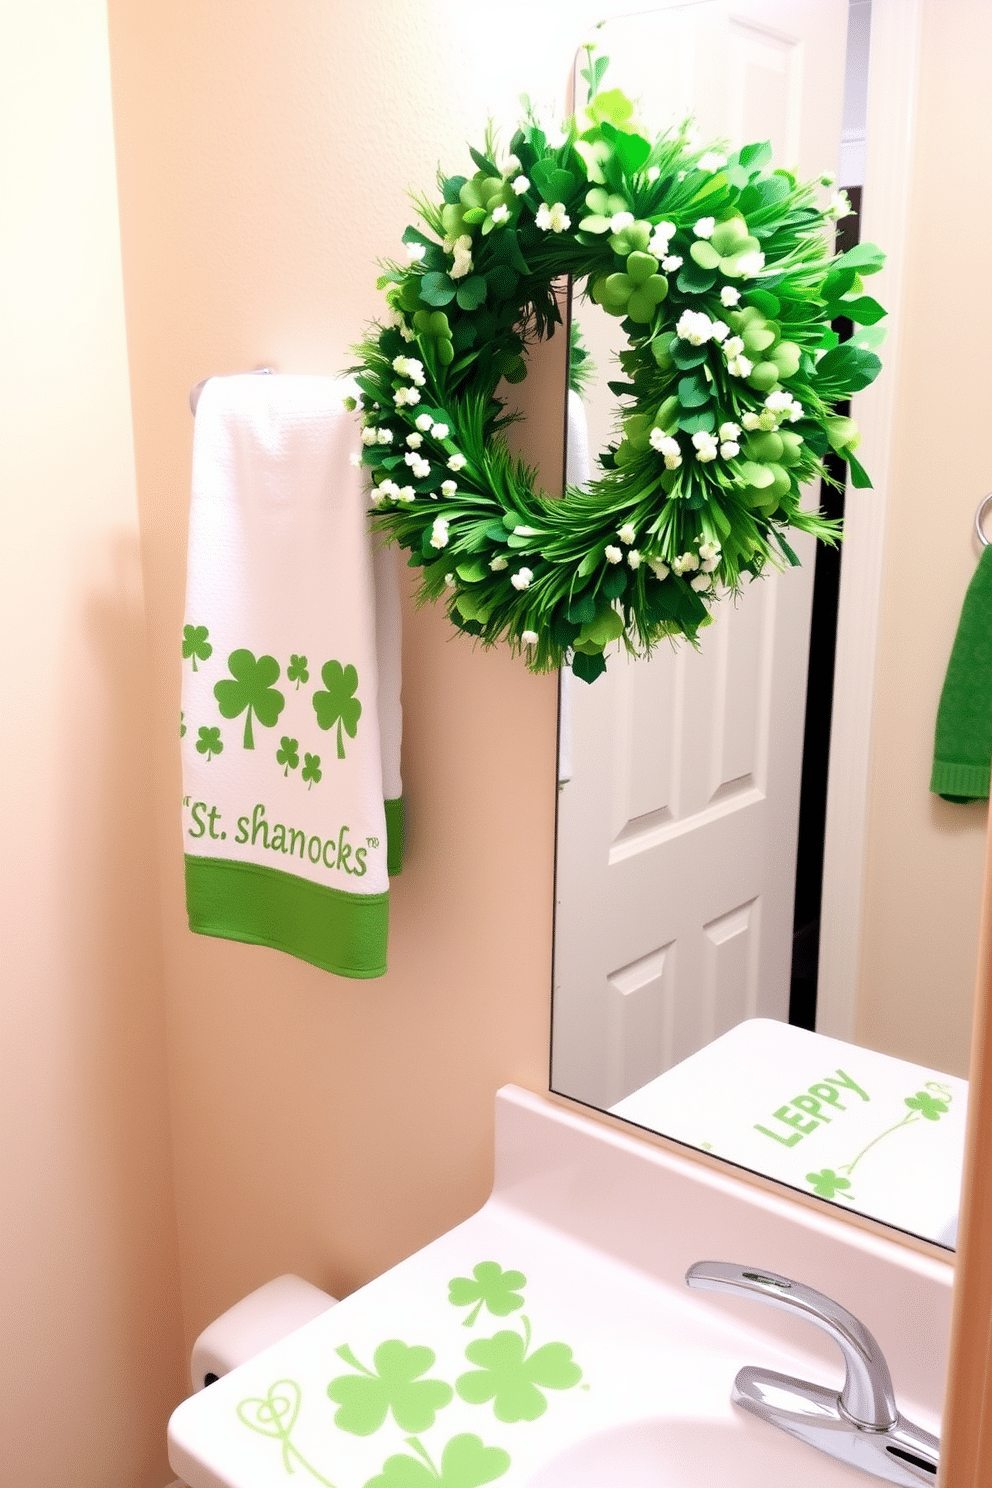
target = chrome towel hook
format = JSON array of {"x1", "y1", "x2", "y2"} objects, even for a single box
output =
[{"x1": 975, "y1": 492, "x2": 992, "y2": 547}]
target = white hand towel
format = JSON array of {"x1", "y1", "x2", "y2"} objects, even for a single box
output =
[{"x1": 180, "y1": 373, "x2": 402, "y2": 978}]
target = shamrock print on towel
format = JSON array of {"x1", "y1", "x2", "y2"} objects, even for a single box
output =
[
  {"x1": 455, "y1": 1316, "x2": 582, "y2": 1423},
  {"x1": 327, "y1": 1340, "x2": 453, "y2": 1436},
  {"x1": 364, "y1": 1432, "x2": 510, "y2": 1488},
  {"x1": 276, "y1": 736, "x2": 300, "y2": 776},
  {"x1": 313, "y1": 660, "x2": 362, "y2": 759},
  {"x1": 448, "y1": 1263, "x2": 526, "y2": 1328},
  {"x1": 302, "y1": 753, "x2": 323, "y2": 790},
  {"x1": 214, "y1": 649, "x2": 285, "y2": 749},
  {"x1": 182, "y1": 623, "x2": 212, "y2": 671},
  {"x1": 287, "y1": 654, "x2": 309, "y2": 690},
  {"x1": 195, "y1": 725, "x2": 223, "y2": 761}
]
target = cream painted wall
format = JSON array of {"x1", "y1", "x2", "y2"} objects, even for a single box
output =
[
  {"x1": 856, "y1": 0, "x2": 992, "y2": 1076},
  {"x1": 0, "y1": 3, "x2": 184, "y2": 1485},
  {"x1": 105, "y1": 0, "x2": 622, "y2": 1367}
]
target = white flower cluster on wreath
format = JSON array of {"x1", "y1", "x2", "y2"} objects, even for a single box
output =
[
  {"x1": 675, "y1": 309, "x2": 729, "y2": 346},
  {"x1": 392, "y1": 355, "x2": 425, "y2": 386},
  {"x1": 446, "y1": 235, "x2": 474, "y2": 280},
  {"x1": 372, "y1": 479, "x2": 417, "y2": 508},
  {"x1": 669, "y1": 538, "x2": 722, "y2": 589},
  {"x1": 404, "y1": 450, "x2": 431, "y2": 480},
  {"x1": 723, "y1": 335, "x2": 752, "y2": 379},
  {"x1": 650, "y1": 418, "x2": 740, "y2": 469},
  {"x1": 415, "y1": 412, "x2": 451, "y2": 439},
  {"x1": 741, "y1": 389, "x2": 804, "y2": 431},
  {"x1": 536, "y1": 201, "x2": 570, "y2": 233}
]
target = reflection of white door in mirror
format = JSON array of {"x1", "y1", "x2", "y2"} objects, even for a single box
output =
[
  {"x1": 551, "y1": 0, "x2": 981, "y2": 1251},
  {"x1": 553, "y1": 562, "x2": 815, "y2": 1107},
  {"x1": 552, "y1": 0, "x2": 847, "y2": 1100}
]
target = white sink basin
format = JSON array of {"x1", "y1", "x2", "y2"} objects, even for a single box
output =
[
  {"x1": 526, "y1": 1417, "x2": 867, "y2": 1487},
  {"x1": 168, "y1": 1087, "x2": 949, "y2": 1488}
]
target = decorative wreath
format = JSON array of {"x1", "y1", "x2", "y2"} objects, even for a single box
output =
[{"x1": 351, "y1": 53, "x2": 886, "y2": 682}]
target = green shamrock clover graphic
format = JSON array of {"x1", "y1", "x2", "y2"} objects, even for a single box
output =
[
  {"x1": 195, "y1": 725, "x2": 223, "y2": 761},
  {"x1": 455, "y1": 1319, "x2": 582, "y2": 1423},
  {"x1": 182, "y1": 623, "x2": 212, "y2": 671},
  {"x1": 277, "y1": 736, "x2": 300, "y2": 776},
  {"x1": 363, "y1": 1433, "x2": 510, "y2": 1488},
  {"x1": 287, "y1": 654, "x2": 310, "y2": 689},
  {"x1": 313, "y1": 660, "x2": 362, "y2": 759},
  {"x1": 214, "y1": 649, "x2": 285, "y2": 749},
  {"x1": 327, "y1": 1341, "x2": 453, "y2": 1436},
  {"x1": 805, "y1": 1168, "x2": 854, "y2": 1201},
  {"x1": 180, "y1": 711, "x2": 186, "y2": 737},
  {"x1": 448, "y1": 1263, "x2": 526, "y2": 1328},
  {"x1": 302, "y1": 753, "x2": 322, "y2": 789},
  {"x1": 905, "y1": 1090, "x2": 949, "y2": 1121}
]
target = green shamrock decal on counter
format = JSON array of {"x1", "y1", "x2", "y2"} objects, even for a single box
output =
[
  {"x1": 364, "y1": 1433, "x2": 510, "y2": 1488},
  {"x1": 805, "y1": 1168, "x2": 854, "y2": 1201},
  {"x1": 214, "y1": 648, "x2": 285, "y2": 749},
  {"x1": 905, "y1": 1090, "x2": 949, "y2": 1121},
  {"x1": 287, "y1": 654, "x2": 309, "y2": 689},
  {"x1": 195, "y1": 725, "x2": 223, "y2": 761},
  {"x1": 276, "y1": 736, "x2": 300, "y2": 776},
  {"x1": 182, "y1": 623, "x2": 212, "y2": 671},
  {"x1": 455, "y1": 1318, "x2": 582, "y2": 1423},
  {"x1": 328, "y1": 1341, "x2": 453, "y2": 1436},
  {"x1": 302, "y1": 753, "x2": 323, "y2": 790},
  {"x1": 313, "y1": 660, "x2": 362, "y2": 759},
  {"x1": 448, "y1": 1263, "x2": 526, "y2": 1328}
]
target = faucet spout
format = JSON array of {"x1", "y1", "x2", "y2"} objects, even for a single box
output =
[
  {"x1": 685, "y1": 1261, "x2": 939, "y2": 1487},
  {"x1": 685, "y1": 1260, "x2": 897, "y2": 1429}
]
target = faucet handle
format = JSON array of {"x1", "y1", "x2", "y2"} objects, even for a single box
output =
[
  {"x1": 685, "y1": 1262, "x2": 939, "y2": 1487},
  {"x1": 685, "y1": 1260, "x2": 897, "y2": 1429}
]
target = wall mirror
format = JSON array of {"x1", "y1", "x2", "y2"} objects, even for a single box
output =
[{"x1": 551, "y1": 0, "x2": 973, "y2": 1251}]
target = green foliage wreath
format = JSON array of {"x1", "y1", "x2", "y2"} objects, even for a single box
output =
[{"x1": 351, "y1": 55, "x2": 886, "y2": 682}]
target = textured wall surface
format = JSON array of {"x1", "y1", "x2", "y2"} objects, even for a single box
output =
[
  {"x1": 0, "y1": 2, "x2": 184, "y2": 1483},
  {"x1": 105, "y1": 0, "x2": 602, "y2": 1366}
]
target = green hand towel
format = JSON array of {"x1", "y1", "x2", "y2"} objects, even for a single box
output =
[{"x1": 931, "y1": 544, "x2": 992, "y2": 802}]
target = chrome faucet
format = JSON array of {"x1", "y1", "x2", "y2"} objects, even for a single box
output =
[{"x1": 685, "y1": 1262, "x2": 939, "y2": 1486}]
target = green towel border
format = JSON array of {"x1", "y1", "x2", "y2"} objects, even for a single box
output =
[{"x1": 185, "y1": 854, "x2": 389, "y2": 978}]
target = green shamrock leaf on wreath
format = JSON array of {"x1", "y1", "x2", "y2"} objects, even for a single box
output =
[
  {"x1": 448, "y1": 1262, "x2": 526, "y2": 1328},
  {"x1": 214, "y1": 648, "x2": 285, "y2": 749},
  {"x1": 328, "y1": 1340, "x2": 453, "y2": 1436},
  {"x1": 182, "y1": 623, "x2": 212, "y2": 671},
  {"x1": 302, "y1": 753, "x2": 322, "y2": 789},
  {"x1": 805, "y1": 1168, "x2": 854, "y2": 1201},
  {"x1": 276, "y1": 736, "x2": 300, "y2": 776},
  {"x1": 455, "y1": 1319, "x2": 582, "y2": 1423},
  {"x1": 364, "y1": 1432, "x2": 510, "y2": 1488},
  {"x1": 195, "y1": 725, "x2": 223, "y2": 761},
  {"x1": 312, "y1": 659, "x2": 362, "y2": 759},
  {"x1": 287, "y1": 653, "x2": 309, "y2": 689}
]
